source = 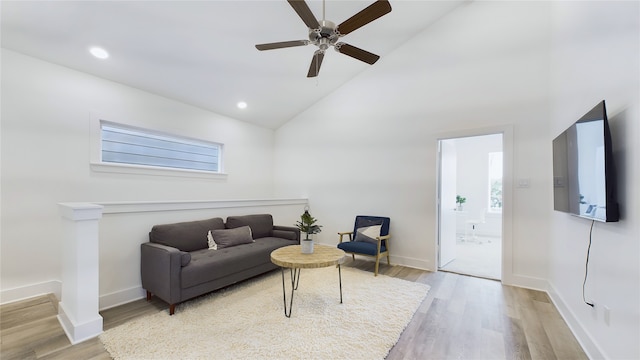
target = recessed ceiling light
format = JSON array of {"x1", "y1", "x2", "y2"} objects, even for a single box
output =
[
  {"x1": 89, "y1": 46, "x2": 109, "y2": 59},
  {"x1": 237, "y1": 101, "x2": 248, "y2": 109}
]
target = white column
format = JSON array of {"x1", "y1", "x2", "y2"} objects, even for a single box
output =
[{"x1": 57, "y1": 202, "x2": 104, "y2": 344}]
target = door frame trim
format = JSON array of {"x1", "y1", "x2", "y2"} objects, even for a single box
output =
[{"x1": 434, "y1": 125, "x2": 513, "y2": 284}]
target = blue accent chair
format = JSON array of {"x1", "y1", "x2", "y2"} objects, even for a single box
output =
[{"x1": 337, "y1": 215, "x2": 391, "y2": 276}]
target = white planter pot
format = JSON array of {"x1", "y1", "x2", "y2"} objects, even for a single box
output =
[{"x1": 301, "y1": 240, "x2": 314, "y2": 254}]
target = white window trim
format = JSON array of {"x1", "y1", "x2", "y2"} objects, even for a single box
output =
[{"x1": 89, "y1": 113, "x2": 227, "y2": 180}]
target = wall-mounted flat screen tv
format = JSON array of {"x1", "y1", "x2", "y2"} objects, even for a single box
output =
[{"x1": 552, "y1": 100, "x2": 619, "y2": 222}]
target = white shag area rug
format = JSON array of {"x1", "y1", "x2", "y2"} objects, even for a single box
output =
[{"x1": 100, "y1": 266, "x2": 430, "y2": 360}]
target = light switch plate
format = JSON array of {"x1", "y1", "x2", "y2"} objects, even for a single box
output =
[{"x1": 517, "y1": 178, "x2": 531, "y2": 188}]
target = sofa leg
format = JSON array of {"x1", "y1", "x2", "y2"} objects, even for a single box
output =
[
  {"x1": 146, "y1": 291, "x2": 152, "y2": 301},
  {"x1": 169, "y1": 304, "x2": 176, "y2": 315}
]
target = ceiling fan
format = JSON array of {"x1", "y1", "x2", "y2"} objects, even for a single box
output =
[{"x1": 256, "y1": 0, "x2": 392, "y2": 77}]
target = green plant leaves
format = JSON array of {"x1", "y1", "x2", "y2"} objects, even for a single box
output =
[{"x1": 295, "y1": 210, "x2": 322, "y2": 240}]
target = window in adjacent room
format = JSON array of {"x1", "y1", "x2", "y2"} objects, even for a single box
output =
[
  {"x1": 100, "y1": 121, "x2": 222, "y2": 173},
  {"x1": 488, "y1": 151, "x2": 503, "y2": 212}
]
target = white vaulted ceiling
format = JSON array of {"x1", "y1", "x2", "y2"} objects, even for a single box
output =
[{"x1": 1, "y1": 0, "x2": 466, "y2": 129}]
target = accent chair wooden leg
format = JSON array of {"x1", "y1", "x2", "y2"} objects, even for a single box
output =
[
  {"x1": 374, "y1": 258, "x2": 380, "y2": 276},
  {"x1": 169, "y1": 304, "x2": 176, "y2": 315},
  {"x1": 387, "y1": 253, "x2": 391, "y2": 265},
  {"x1": 146, "y1": 291, "x2": 152, "y2": 301},
  {"x1": 351, "y1": 254, "x2": 355, "y2": 261}
]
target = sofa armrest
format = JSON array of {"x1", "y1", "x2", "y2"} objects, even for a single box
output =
[
  {"x1": 273, "y1": 225, "x2": 300, "y2": 243},
  {"x1": 141, "y1": 242, "x2": 186, "y2": 305}
]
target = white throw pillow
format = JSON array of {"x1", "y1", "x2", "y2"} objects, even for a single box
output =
[{"x1": 354, "y1": 225, "x2": 382, "y2": 244}]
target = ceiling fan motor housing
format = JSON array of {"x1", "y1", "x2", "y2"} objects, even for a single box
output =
[{"x1": 308, "y1": 20, "x2": 339, "y2": 50}]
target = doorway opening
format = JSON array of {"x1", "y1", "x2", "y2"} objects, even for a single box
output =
[{"x1": 438, "y1": 133, "x2": 503, "y2": 280}]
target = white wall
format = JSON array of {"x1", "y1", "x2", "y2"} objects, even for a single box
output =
[
  {"x1": 547, "y1": 1, "x2": 640, "y2": 359},
  {"x1": 0, "y1": 49, "x2": 279, "y2": 304},
  {"x1": 274, "y1": 1, "x2": 552, "y2": 287}
]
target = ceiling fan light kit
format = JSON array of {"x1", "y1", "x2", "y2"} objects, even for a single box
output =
[{"x1": 256, "y1": 0, "x2": 392, "y2": 78}]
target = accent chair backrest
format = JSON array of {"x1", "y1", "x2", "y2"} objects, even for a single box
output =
[{"x1": 353, "y1": 215, "x2": 390, "y2": 241}]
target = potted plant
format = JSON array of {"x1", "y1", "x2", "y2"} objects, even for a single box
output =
[
  {"x1": 456, "y1": 195, "x2": 466, "y2": 211},
  {"x1": 295, "y1": 210, "x2": 322, "y2": 254}
]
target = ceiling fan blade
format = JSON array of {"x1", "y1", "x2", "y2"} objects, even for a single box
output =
[
  {"x1": 337, "y1": 0, "x2": 392, "y2": 36},
  {"x1": 287, "y1": 0, "x2": 320, "y2": 29},
  {"x1": 307, "y1": 51, "x2": 325, "y2": 78},
  {"x1": 255, "y1": 40, "x2": 308, "y2": 51},
  {"x1": 335, "y1": 43, "x2": 380, "y2": 65}
]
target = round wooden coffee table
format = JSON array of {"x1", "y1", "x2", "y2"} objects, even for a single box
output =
[{"x1": 271, "y1": 244, "x2": 346, "y2": 317}]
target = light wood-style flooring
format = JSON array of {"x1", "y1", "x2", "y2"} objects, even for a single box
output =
[{"x1": 1, "y1": 260, "x2": 587, "y2": 359}]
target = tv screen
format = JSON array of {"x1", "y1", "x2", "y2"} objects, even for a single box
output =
[{"x1": 552, "y1": 100, "x2": 619, "y2": 222}]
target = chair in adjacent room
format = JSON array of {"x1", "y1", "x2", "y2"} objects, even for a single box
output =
[
  {"x1": 337, "y1": 215, "x2": 391, "y2": 276},
  {"x1": 465, "y1": 208, "x2": 486, "y2": 243}
]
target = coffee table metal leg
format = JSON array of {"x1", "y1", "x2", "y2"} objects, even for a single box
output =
[
  {"x1": 338, "y1": 264, "x2": 343, "y2": 304},
  {"x1": 293, "y1": 267, "x2": 301, "y2": 290},
  {"x1": 281, "y1": 267, "x2": 301, "y2": 318}
]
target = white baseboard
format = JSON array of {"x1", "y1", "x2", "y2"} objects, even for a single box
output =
[
  {"x1": 0, "y1": 280, "x2": 146, "y2": 312},
  {"x1": 58, "y1": 302, "x2": 103, "y2": 344},
  {"x1": 3, "y1": 261, "x2": 599, "y2": 359},
  {"x1": 334, "y1": 253, "x2": 432, "y2": 272},
  {"x1": 99, "y1": 286, "x2": 146, "y2": 311},
  {"x1": 89, "y1": 255, "x2": 430, "y2": 311},
  {"x1": 389, "y1": 254, "x2": 432, "y2": 271},
  {"x1": 503, "y1": 273, "x2": 548, "y2": 291},
  {"x1": 0, "y1": 280, "x2": 61, "y2": 305},
  {"x1": 547, "y1": 282, "x2": 605, "y2": 360}
]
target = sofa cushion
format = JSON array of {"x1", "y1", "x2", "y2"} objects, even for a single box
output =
[
  {"x1": 338, "y1": 241, "x2": 387, "y2": 256},
  {"x1": 226, "y1": 214, "x2": 273, "y2": 239},
  {"x1": 150, "y1": 217, "x2": 225, "y2": 252},
  {"x1": 207, "y1": 230, "x2": 217, "y2": 250},
  {"x1": 211, "y1": 226, "x2": 254, "y2": 249},
  {"x1": 181, "y1": 237, "x2": 294, "y2": 288}
]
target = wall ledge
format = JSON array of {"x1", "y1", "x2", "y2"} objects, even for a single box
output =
[
  {"x1": 90, "y1": 162, "x2": 229, "y2": 180},
  {"x1": 95, "y1": 198, "x2": 308, "y2": 214},
  {"x1": 58, "y1": 203, "x2": 103, "y2": 220}
]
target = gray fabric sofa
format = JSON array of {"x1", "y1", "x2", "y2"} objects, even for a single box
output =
[{"x1": 141, "y1": 214, "x2": 299, "y2": 314}]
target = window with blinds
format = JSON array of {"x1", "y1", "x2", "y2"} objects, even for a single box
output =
[{"x1": 100, "y1": 122, "x2": 221, "y2": 173}]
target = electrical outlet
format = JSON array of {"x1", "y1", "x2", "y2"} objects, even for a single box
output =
[{"x1": 604, "y1": 306, "x2": 611, "y2": 326}]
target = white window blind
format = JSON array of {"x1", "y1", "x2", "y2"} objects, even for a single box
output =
[{"x1": 100, "y1": 122, "x2": 221, "y2": 172}]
